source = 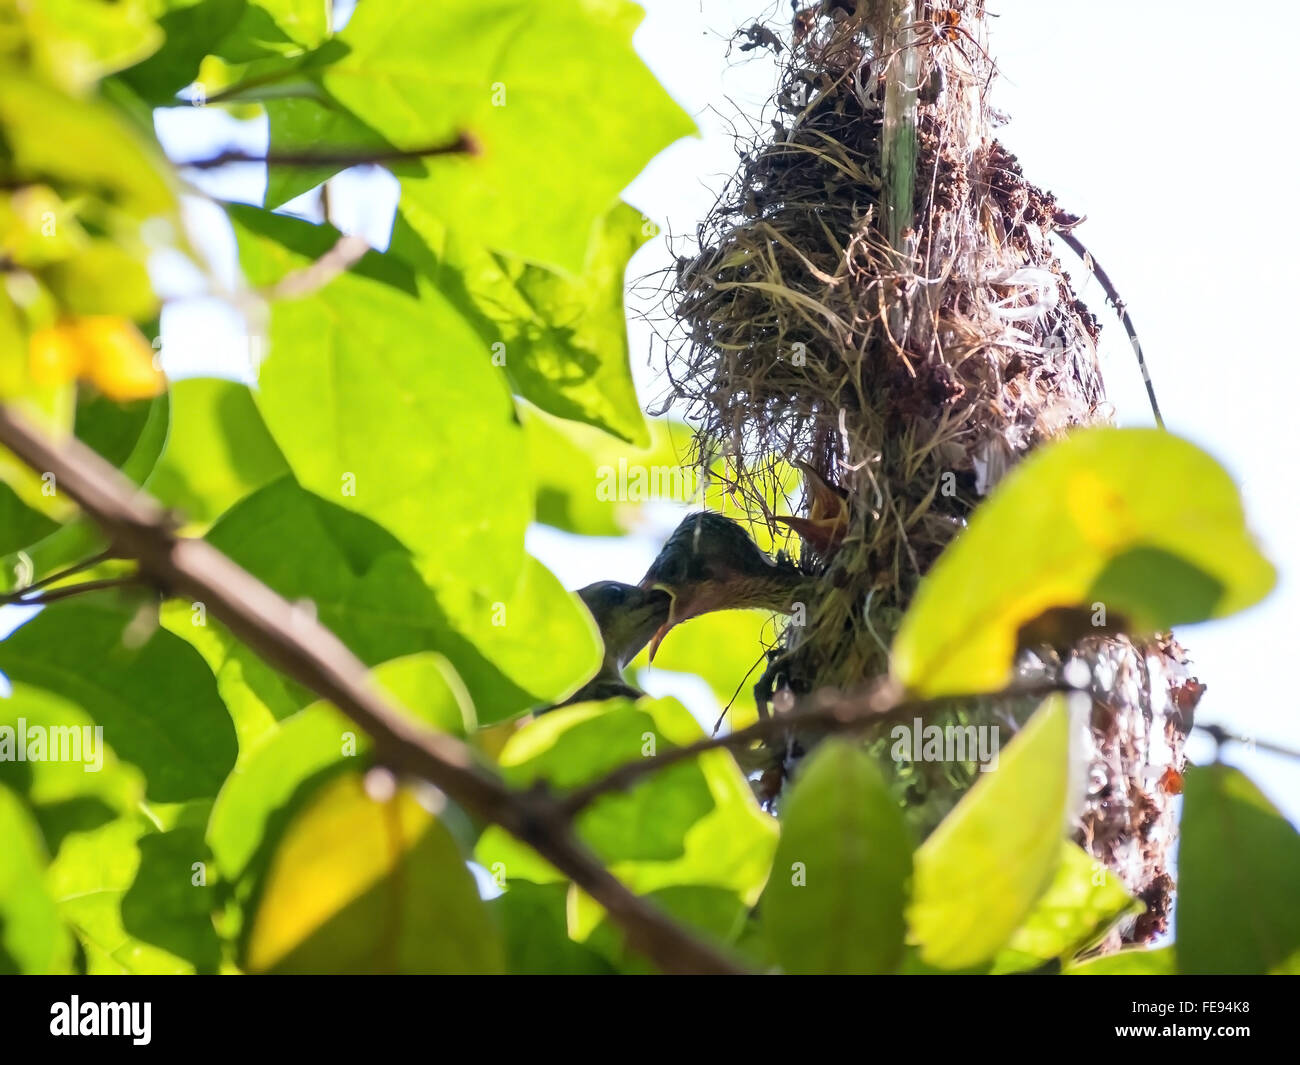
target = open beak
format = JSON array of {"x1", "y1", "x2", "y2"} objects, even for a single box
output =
[{"x1": 642, "y1": 582, "x2": 678, "y2": 662}]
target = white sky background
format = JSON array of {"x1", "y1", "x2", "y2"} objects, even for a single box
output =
[{"x1": 27, "y1": 0, "x2": 1294, "y2": 822}]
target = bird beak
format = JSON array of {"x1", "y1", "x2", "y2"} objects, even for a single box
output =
[{"x1": 642, "y1": 581, "x2": 677, "y2": 662}]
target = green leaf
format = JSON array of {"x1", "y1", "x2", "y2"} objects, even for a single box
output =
[
  {"x1": 476, "y1": 697, "x2": 777, "y2": 932},
  {"x1": 489, "y1": 881, "x2": 615, "y2": 975},
  {"x1": 203, "y1": 476, "x2": 594, "y2": 717},
  {"x1": 207, "y1": 700, "x2": 355, "y2": 890},
  {"x1": 990, "y1": 843, "x2": 1134, "y2": 973},
  {"x1": 393, "y1": 204, "x2": 652, "y2": 444},
  {"x1": 243, "y1": 771, "x2": 505, "y2": 973},
  {"x1": 760, "y1": 739, "x2": 912, "y2": 974},
  {"x1": 520, "y1": 407, "x2": 698, "y2": 536},
  {"x1": 146, "y1": 376, "x2": 289, "y2": 526},
  {"x1": 892, "y1": 428, "x2": 1276, "y2": 696},
  {"x1": 47, "y1": 815, "x2": 216, "y2": 973},
  {"x1": 0, "y1": 481, "x2": 59, "y2": 557},
  {"x1": 230, "y1": 205, "x2": 529, "y2": 593},
  {"x1": 74, "y1": 389, "x2": 170, "y2": 483},
  {"x1": 0, "y1": 72, "x2": 175, "y2": 220},
  {"x1": 217, "y1": 0, "x2": 330, "y2": 62},
  {"x1": 207, "y1": 661, "x2": 460, "y2": 894},
  {"x1": 41, "y1": 240, "x2": 158, "y2": 320},
  {"x1": 629, "y1": 609, "x2": 776, "y2": 728},
  {"x1": 263, "y1": 95, "x2": 391, "y2": 207},
  {"x1": 0, "y1": 785, "x2": 74, "y2": 974},
  {"x1": 119, "y1": 0, "x2": 249, "y2": 104},
  {"x1": 0, "y1": 602, "x2": 237, "y2": 802},
  {"x1": 2, "y1": 391, "x2": 169, "y2": 592},
  {"x1": 317, "y1": 0, "x2": 694, "y2": 273},
  {"x1": 1066, "y1": 945, "x2": 1176, "y2": 975},
  {"x1": 584, "y1": 884, "x2": 749, "y2": 973},
  {"x1": 18, "y1": 0, "x2": 164, "y2": 93},
  {"x1": 907, "y1": 695, "x2": 1070, "y2": 969},
  {"x1": 1178, "y1": 764, "x2": 1300, "y2": 974}
]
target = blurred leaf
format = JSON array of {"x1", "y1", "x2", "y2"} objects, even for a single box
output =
[
  {"x1": 48, "y1": 816, "x2": 215, "y2": 973},
  {"x1": 760, "y1": 740, "x2": 911, "y2": 974},
  {"x1": 41, "y1": 242, "x2": 157, "y2": 320},
  {"x1": 584, "y1": 883, "x2": 748, "y2": 973},
  {"x1": 120, "y1": 0, "x2": 248, "y2": 103},
  {"x1": 230, "y1": 205, "x2": 529, "y2": 593},
  {"x1": 1066, "y1": 945, "x2": 1176, "y2": 975},
  {"x1": 263, "y1": 95, "x2": 389, "y2": 207},
  {"x1": 74, "y1": 389, "x2": 169, "y2": 481},
  {"x1": 907, "y1": 695, "x2": 1069, "y2": 969},
  {"x1": 217, "y1": 0, "x2": 330, "y2": 62},
  {"x1": 0, "y1": 785, "x2": 73, "y2": 974},
  {"x1": 316, "y1": 0, "x2": 694, "y2": 273},
  {"x1": 1, "y1": 390, "x2": 169, "y2": 593},
  {"x1": 0, "y1": 602, "x2": 237, "y2": 802},
  {"x1": 146, "y1": 376, "x2": 289, "y2": 525},
  {"x1": 631, "y1": 609, "x2": 776, "y2": 728},
  {"x1": 207, "y1": 701, "x2": 355, "y2": 891},
  {"x1": 0, "y1": 72, "x2": 175, "y2": 220},
  {"x1": 0, "y1": 482, "x2": 58, "y2": 557},
  {"x1": 16, "y1": 0, "x2": 163, "y2": 93},
  {"x1": 30, "y1": 317, "x2": 165, "y2": 401},
  {"x1": 476, "y1": 697, "x2": 777, "y2": 931},
  {"x1": 243, "y1": 772, "x2": 504, "y2": 973},
  {"x1": 207, "y1": 655, "x2": 464, "y2": 896},
  {"x1": 893, "y1": 428, "x2": 1276, "y2": 696},
  {"x1": 991, "y1": 843, "x2": 1134, "y2": 973},
  {"x1": 489, "y1": 881, "x2": 614, "y2": 975},
  {"x1": 1178, "y1": 764, "x2": 1300, "y2": 974}
]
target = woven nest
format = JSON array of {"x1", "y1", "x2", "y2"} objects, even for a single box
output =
[{"x1": 652, "y1": 2, "x2": 1200, "y2": 945}]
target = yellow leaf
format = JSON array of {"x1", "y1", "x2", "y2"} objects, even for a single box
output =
[{"x1": 28, "y1": 317, "x2": 163, "y2": 401}]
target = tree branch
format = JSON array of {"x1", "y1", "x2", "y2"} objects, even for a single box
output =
[
  {"x1": 175, "y1": 134, "x2": 479, "y2": 171},
  {"x1": 0, "y1": 406, "x2": 742, "y2": 976},
  {"x1": 559, "y1": 678, "x2": 1076, "y2": 816}
]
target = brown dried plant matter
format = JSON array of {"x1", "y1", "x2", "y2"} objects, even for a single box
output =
[{"x1": 652, "y1": 1, "x2": 1193, "y2": 945}]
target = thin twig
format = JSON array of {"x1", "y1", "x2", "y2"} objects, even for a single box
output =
[
  {"x1": 0, "y1": 405, "x2": 742, "y2": 976},
  {"x1": 560, "y1": 677, "x2": 1076, "y2": 817},
  {"x1": 1056, "y1": 227, "x2": 1165, "y2": 429},
  {"x1": 1, "y1": 548, "x2": 113, "y2": 598},
  {"x1": 1195, "y1": 723, "x2": 1300, "y2": 762},
  {"x1": 4, "y1": 576, "x2": 142, "y2": 607},
  {"x1": 175, "y1": 134, "x2": 479, "y2": 171}
]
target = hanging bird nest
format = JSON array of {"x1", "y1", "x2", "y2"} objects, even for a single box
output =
[{"x1": 652, "y1": 1, "x2": 1200, "y2": 947}]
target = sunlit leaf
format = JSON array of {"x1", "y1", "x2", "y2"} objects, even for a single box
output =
[
  {"x1": 243, "y1": 772, "x2": 504, "y2": 973},
  {"x1": 907, "y1": 695, "x2": 1070, "y2": 969},
  {"x1": 893, "y1": 428, "x2": 1276, "y2": 696},
  {"x1": 203, "y1": 477, "x2": 596, "y2": 717},
  {"x1": 0, "y1": 602, "x2": 238, "y2": 802},
  {"x1": 991, "y1": 843, "x2": 1134, "y2": 973},
  {"x1": 315, "y1": 0, "x2": 694, "y2": 273},
  {"x1": 230, "y1": 205, "x2": 529, "y2": 593},
  {"x1": 146, "y1": 376, "x2": 290, "y2": 526},
  {"x1": 0, "y1": 785, "x2": 74, "y2": 974},
  {"x1": 476, "y1": 697, "x2": 777, "y2": 936}
]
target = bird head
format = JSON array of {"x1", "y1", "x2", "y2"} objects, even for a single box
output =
[
  {"x1": 638, "y1": 512, "x2": 807, "y2": 660},
  {"x1": 576, "y1": 581, "x2": 672, "y2": 673}
]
